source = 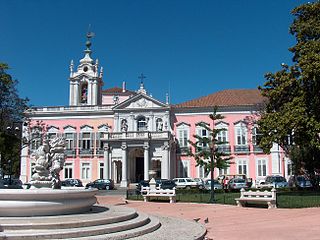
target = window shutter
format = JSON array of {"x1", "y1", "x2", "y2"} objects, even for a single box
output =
[{"x1": 79, "y1": 132, "x2": 83, "y2": 149}]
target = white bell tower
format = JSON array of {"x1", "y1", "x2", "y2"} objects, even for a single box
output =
[{"x1": 69, "y1": 33, "x2": 103, "y2": 106}]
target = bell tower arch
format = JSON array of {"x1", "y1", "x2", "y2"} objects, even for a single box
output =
[{"x1": 69, "y1": 33, "x2": 103, "y2": 106}]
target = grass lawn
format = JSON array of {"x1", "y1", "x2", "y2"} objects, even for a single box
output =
[{"x1": 127, "y1": 189, "x2": 320, "y2": 208}]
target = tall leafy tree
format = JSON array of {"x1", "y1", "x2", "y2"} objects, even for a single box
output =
[
  {"x1": 258, "y1": 2, "x2": 320, "y2": 183},
  {"x1": 188, "y1": 108, "x2": 233, "y2": 203},
  {"x1": 0, "y1": 63, "x2": 29, "y2": 177}
]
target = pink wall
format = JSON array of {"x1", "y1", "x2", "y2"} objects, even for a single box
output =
[{"x1": 174, "y1": 112, "x2": 272, "y2": 181}]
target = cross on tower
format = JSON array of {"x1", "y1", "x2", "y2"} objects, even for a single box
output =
[{"x1": 138, "y1": 73, "x2": 146, "y2": 84}]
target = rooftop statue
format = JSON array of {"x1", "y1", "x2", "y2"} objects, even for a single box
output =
[{"x1": 30, "y1": 136, "x2": 66, "y2": 189}]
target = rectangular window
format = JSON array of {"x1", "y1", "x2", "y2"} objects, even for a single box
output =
[
  {"x1": 217, "y1": 130, "x2": 227, "y2": 143},
  {"x1": 237, "y1": 159, "x2": 248, "y2": 175},
  {"x1": 65, "y1": 133, "x2": 75, "y2": 149},
  {"x1": 81, "y1": 132, "x2": 91, "y2": 149},
  {"x1": 257, "y1": 159, "x2": 267, "y2": 177},
  {"x1": 236, "y1": 127, "x2": 247, "y2": 145},
  {"x1": 219, "y1": 168, "x2": 229, "y2": 176},
  {"x1": 179, "y1": 160, "x2": 190, "y2": 177},
  {"x1": 64, "y1": 162, "x2": 73, "y2": 179},
  {"x1": 99, "y1": 162, "x2": 104, "y2": 179},
  {"x1": 178, "y1": 129, "x2": 189, "y2": 147},
  {"x1": 81, "y1": 162, "x2": 91, "y2": 179}
]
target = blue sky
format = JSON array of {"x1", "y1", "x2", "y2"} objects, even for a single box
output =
[{"x1": 1, "y1": 0, "x2": 309, "y2": 107}]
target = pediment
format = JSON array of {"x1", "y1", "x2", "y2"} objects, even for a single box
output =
[
  {"x1": 63, "y1": 125, "x2": 76, "y2": 132},
  {"x1": 113, "y1": 93, "x2": 168, "y2": 110}
]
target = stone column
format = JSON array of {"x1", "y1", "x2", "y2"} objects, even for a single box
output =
[
  {"x1": 109, "y1": 148, "x2": 112, "y2": 180},
  {"x1": 120, "y1": 143, "x2": 128, "y2": 187},
  {"x1": 74, "y1": 82, "x2": 79, "y2": 105},
  {"x1": 144, "y1": 142, "x2": 150, "y2": 181},
  {"x1": 92, "y1": 80, "x2": 97, "y2": 105},
  {"x1": 103, "y1": 143, "x2": 109, "y2": 179},
  {"x1": 161, "y1": 142, "x2": 170, "y2": 179}
]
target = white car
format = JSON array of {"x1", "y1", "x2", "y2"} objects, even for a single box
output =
[{"x1": 173, "y1": 178, "x2": 199, "y2": 189}]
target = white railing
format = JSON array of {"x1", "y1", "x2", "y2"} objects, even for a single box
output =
[
  {"x1": 31, "y1": 105, "x2": 113, "y2": 113},
  {"x1": 108, "y1": 131, "x2": 170, "y2": 140}
]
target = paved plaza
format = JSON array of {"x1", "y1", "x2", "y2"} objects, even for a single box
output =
[{"x1": 97, "y1": 194, "x2": 320, "y2": 240}]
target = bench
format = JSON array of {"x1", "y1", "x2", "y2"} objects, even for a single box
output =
[
  {"x1": 235, "y1": 188, "x2": 277, "y2": 209},
  {"x1": 141, "y1": 178, "x2": 176, "y2": 203}
]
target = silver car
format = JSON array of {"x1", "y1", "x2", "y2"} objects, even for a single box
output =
[{"x1": 227, "y1": 178, "x2": 248, "y2": 191}]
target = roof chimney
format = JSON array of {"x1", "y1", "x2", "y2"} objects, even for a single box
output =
[{"x1": 122, "y1": 81, "x2": 126, "y2": 92}]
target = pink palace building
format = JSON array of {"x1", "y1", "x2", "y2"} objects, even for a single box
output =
[{"x1": 20, "y1": 40, "x2": 292, "y2": 187}]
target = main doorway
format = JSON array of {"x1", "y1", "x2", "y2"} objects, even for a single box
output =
[{"x1": 136, "y1": 157, "x2": 144, "y2": 182}]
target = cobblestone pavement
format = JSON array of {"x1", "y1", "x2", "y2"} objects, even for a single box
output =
[{"x1": 97, "y1": 195, "x2": 320, "y2": 240}]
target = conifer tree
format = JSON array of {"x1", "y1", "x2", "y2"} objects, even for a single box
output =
[{"x1": 188, "y1": 108, "x2": 233, "y2": 203}]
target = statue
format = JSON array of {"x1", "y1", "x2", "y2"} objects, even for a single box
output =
[
  {"x1": 121, "y1": 119, "x2": 128, "y2": 132},
  {"x1": 30, "y1": 136, "x2": 66, "y2": 189}
]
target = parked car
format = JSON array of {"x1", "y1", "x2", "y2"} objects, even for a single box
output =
[
  {"x1": 1, "y1": 178, "x2": 23, "y2": 189},
  {"x1": 61, "y1": 178, "x2": 83, "y2": 187},
  {"x1": 86, "y1": 179, "x2": 114, "y2": 190},
  {"x1": 288, "y1": 175, "x2": 313, "y2": 189},
  {"x1": 258, "y1": 175, "x2": 288, "y2": 189},
  {"x1": 173, "y1": 178, "x2": 199, "y2": 189},
  {"x1": 156, "y1": 179, "x2": 176, "y2": 190},
  {"x1": 217, "y1": 174, "x2": 252, "y2": 189},
  {"x1": 194, "y1": 178, "x2": 205, "y2": 189},
  {"x1": 203, "y1": 179, "x2": 223, "y2": 190},
  {"x1": 226, "y1": 178, "x2": 248, "y2": 191}
]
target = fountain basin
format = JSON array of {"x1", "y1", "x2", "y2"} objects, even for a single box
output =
[{"x1": 0, "y1": 188, "x2": 98, "y2": 216}]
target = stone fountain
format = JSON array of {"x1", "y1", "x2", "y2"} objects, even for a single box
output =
[
  {"x1": 0, "y1": 137, "x2": 97, "y2": 217},
  {"x1": 0, "y1": 137, "x2": 206, "y2": 239}
]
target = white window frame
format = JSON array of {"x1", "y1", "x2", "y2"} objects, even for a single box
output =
[
  {"x1": 81, "y1": 162, "x2": 91, "y2": 180},
  {"x1": 256, "y1": 159, "x2": 267, "y2": 177},
  {"x1": 178, "y1": 159, "x2": 190, "y2": 177},
  {"x1": 215, "y1": 122, "x2": 229, "y2": 144},
  {"x1": 99, "y1": 162, "x2": 104, "y2": 179},
  {"x1": 237, "y1": 158, "x2": 248, "y2": 175},
  {"x1": 196, "y1": 123, "x2": 209, "y2": 148},
  {"x1": 218, "y1": 167, "x2": 230, "y2": 176},
  {"x1": 64, "y1": 162, "x2": 74, "y2": 179},
  {"x1": 234, "y1": 122, "x2": 247, "y2": 145},
  {"x1": 177, "y1": 124, "x2": 190, "y2": 148}
]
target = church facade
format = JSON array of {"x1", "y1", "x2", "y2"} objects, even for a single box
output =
[{"x1": 20, "y1": 40, "x2": 292, "y2": 187}]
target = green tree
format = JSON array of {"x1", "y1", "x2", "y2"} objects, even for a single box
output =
[
  {"x1": 257, "y1": 2, "x2": 320, "y2": 183},
  {"x1": 0, "y1": 63, "x2": 29, "y2": 178},
  {"x1": 188, "y1": 108, "x2": 233, "y2": 203}
]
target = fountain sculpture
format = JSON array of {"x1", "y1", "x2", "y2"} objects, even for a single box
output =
[{"x1": 0, "y1": 136, "x2": 97, "y2": 217}]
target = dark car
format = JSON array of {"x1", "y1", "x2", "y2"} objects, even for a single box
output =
[
  {"x1": 156, "y1": 179, "x2": 176, "y2": 190},
  {"x1": 86, "y1": 179, "x2": 114, "y2": 190},
  {"x1": 136, "y1": 180, "x2": 150, "y2": 194},
  {"x1": 1, "y1": 178, "x2": 23, "y2": 189},
  {"x1": 288, "y1": 175, "x2": 312, "y2": 189},
  {"x1": 61, "y1": 179, "x2": 83, "y2": 187}
]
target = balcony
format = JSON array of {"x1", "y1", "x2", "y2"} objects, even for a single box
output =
[
  {"x1": 65, "y1": 149, "x2": 76, "y2": 157},
  {"x1": 96, "y1": 148, "x2": 104, "y2": 156},
  {"x1": 234, "y1": 145, "x2": 250, "y2": 154},
  {"x1": 108, "y1": 131, "x2": 171, "y2": 141},
  {"x1": 79, "y1": 149, "x2": 94, "y2": 157},
  {"x1": 217, "y1": 145, "x2": 231, "y2": 153},
  {"x1": 253, "y1": 145, "x2": 264, "y2": 153}
]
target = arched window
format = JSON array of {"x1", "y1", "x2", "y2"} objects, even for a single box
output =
[
  {"x1": 137, "y1": 116, "x2": 147, "y2": 131},
  {"x1": 80, "y1": 83, "x2": 88, "y2": 104}
]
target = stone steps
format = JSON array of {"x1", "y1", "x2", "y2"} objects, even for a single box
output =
[
  {"x1": 0, "y1": 206, "x2": 137, "y2": 230},
  {"x1": 0, "y1": 205, "x2": 161, "y2": 240},
  {"x1": 0, "y1": 205, "x2": 206, "y2": 240}
]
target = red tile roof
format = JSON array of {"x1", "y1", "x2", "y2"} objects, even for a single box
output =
[
  {"x1": 102, "y1": 87, "x2": 135, "y2": 95},
  {"x1": 174, "y1": 89, "x2": 265, "y2": 108}
]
